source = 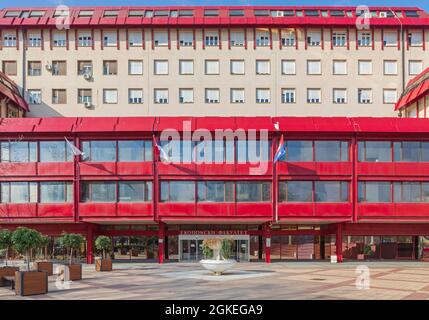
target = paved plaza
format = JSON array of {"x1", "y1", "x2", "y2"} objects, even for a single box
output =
[{"x1": 2, "y1": 261, "x2": 429, "y2": 300}]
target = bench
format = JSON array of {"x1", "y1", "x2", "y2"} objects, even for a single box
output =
[{"x1": 2, "y1": 276, "x2": 15, "y2": 290}]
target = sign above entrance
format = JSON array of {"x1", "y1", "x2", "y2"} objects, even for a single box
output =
[{"x1": 179, "y1": 230, "x2": 249, "y2": 236}]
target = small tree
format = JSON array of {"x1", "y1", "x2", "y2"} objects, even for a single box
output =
[
  {"x1": 39, "y1": 236, "x2": 50, "y2": 260},
  {"x1": 0, "y1": 229, "x2": 13, "y2": 266},
  {"x1": 60, "y1": 233, "x2": 84, "y2": 265},
  {"x1": 95, "y1": 236, "x2": 112, "y2": 259},
  {"x1": 11, "y1": 227, "x2": 43, "y2": 271}
]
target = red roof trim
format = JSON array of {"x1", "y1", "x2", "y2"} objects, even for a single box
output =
[
  {"x1": 0, "y1": 71, "x2": 29, "y2": 112},
  {"x1": 395, "y1": 68, "x2": 429, "y2": 111}
]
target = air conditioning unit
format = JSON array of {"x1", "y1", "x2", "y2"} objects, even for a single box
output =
[
  {"x1": 379, "y1": 12, "x2": 388, "y2": 18},
  {"x1": 84, "y1": 101, "x2": 92, "y2": 108},
  {"x1": 84, "y1": 73, "x2": 92, "y2": 80}
]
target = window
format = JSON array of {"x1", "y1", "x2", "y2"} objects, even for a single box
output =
[
  {"x1": 358, "y1": 182, "x2": 391, "y2": 203},
  {"x1": 160, "y1": 181, "x2": 195, "y2": 202},
  {"x1": 333, "y1": 89, "x2": 347, "y2": 104},
  {"x1": 145, "y1": 11, "x2": 153, "y2": 18},
  {"x1": 154, "y1": 89, "x2": 169, "y2": 104},
  {"x1": 119, "y1": 181, "x2": 152, "y2": 202},
  {"x1": 160, "y1": 140, "x2": 194, "y2": 163},
  {"x1": 315, "y1": 141, "x2": 349, "y2": 161},
  {"x1": 4, "y1": 11, "x2": 20, "y2": 18},
  {"x1": 179, "y1": 30, "x2": 193, "y2": 47},
  {"x1": 205, "y1": 89, "x2": 220, "y2": 103},
  {"x1": 82, "y1": 141, "x2": 116, "y2": 162},
  {"x1": 128, "y1": 60, "x2": 143, "y2": 75},
  {"x1": 283, "y1": 141, "x2": 313, "y2": 162},
  {"x1": 333, "y1": 60, "x2": 347, "y2": 75},
  {"x1": 279, "y1": 181, "x2": 312, "y2": 202},
  {"x1": 230, "y1": 30, "x2": 245, "y2": 46},
  {"x1": 383, "y1": 89, "x2": 397, "y2": 104},
  {"x1": 52, "y1": 61, "x2": 67, "y2": 76},
  {"x1": 358, "y1": 60, "x2": 372, "y2": 75},
  {"x1": 332, "y1": 31, "x2": 346, "y2": 47},
  {"x1": 129, "y1": 89, "x2": 143, "y2": 104},
  {"x1": 0, "y1": 141, "x2": 37, "y2": 163},
  {"x1": 281, "y1": 89, "x2": 296, "y2": 103},
  {"x1": 28, "y1": 33, "x2": 42, "y2": 47},
  {"x1": 358, "y1": 141, "x2": 392, "y2": 162},
  {"x1": 307, "y1": 60, "x2": 321, "y2": 75},
  {"x1": 281, "y1": 29, "x2": 295, "y2": 47},
  {"x1": 197, "y1": 181, "x2": 234, "y2": 202},
  {"x1": 40, "y1": 182, "x2": 73, "y2": 203},
  {"x1": 256, "y1": 60, "x2": 270, "y2": 75},
  {"x1": 118, "y1": 140, "x2": 152, "y2": 162},
  {"x1": 307, "y1": 30, "x2": 322, "y2": 46},
  {"x1": 81, "y1": 182, "x2": 116, "y2": 203},
  {"x1": 307, "y1": 89, "x2": 321, "y2": 103},
  {"x1": 358, "y1": 31, "x2": 372, "y2": 47},
  {"x1": 393, "y1": 142, "x2": 428, "y2": 162},
  {"x1": 194, "y1": 140, "x2": 234, "y2": 164},
  {"x1": 205, "y1": 31, "x2": 219, "y2": 46},
  {"x1": 236, "y1": 140, "x2": 269, "y2": 163},
  {"x1": 103, "y1": 31, "x2": 117, "y2": 47},
  {"x1": 103, "y1": 60, "x2": 117, "y2": 75},
  {"x1": 229, "y1": 9, "x2": 244, "y2": 16},
  {"x1": 77, "y1": 61, "x2": 92, "y2": 75},
  {"x1": 281, "y1": 60, "x2": 296, "y2": 75},
  {"x1": 28, "y1": 61, "x2": 41, "y2": 76},
  {"x1": 394, "y1": 182, "x2": 429, "y2": 203},
  {"x1": 153, "y1": 31, "x2": 168, "y2": 46},
  {"x1": 358, "y1": 89, "x2": 372, "y2": 104},
  {"x1": 104, "y1": 10, "x2": 118, "y2": 17},
  {"x1": 256, "y1": 89, "x2": 270, "y2": 103},
  {"x1": 128, "y1": 31, "x2": 142, "y2": 47},
  {"x1": 205, "y1": 60, "x2": 219, "y2": 75},
  {"x1": 230, "y1": 89, "x2": 245, "y2": 103},
  {"x1": 409, "y1": 60, "x2": 423, "y2": 75},
  {"x1": 78, "y1": 89, "x2": 92, "y2": 104},
  {"x1": 255, "y1": 29, "x2": 270, "y2": 47},
  {"x1": 179, "y1": 10, "x2": 193, "y2": 17},
  {"x1": 78, "y1": 10, "x2": 93, "y2": 17},
  {"x1": 3, "y1": 34, "x2": 17, "y2": 47},
  {"x1": 179, "y1": 89, "x2": 194, "y2": 103},
  {"x1": 204, "y1": 9, "x2": 219, "y2": 17},
  {"x1": 28, "y1": 89, "x2": 42, "y2": 104},
  {"x1": 2, "y1": 61, "x2": 17, "y2": 76},
  {"x1": 0, "y1": 182, "x2": 37, "y2": 203},
  {"x1": 179, "y1": 60, "x2": 194, "y2": 75},
  {"x1": 40, "y1": 141, "x2": 73, "y2": 162},
  {"x1": 236, "y1": 182, "x2": 271, "y2": 202},
  {"x1": 383, "y1": 31, "x2": 398, "y2": 47},
  {"x1": 78, "y1": 31, "x2": 92, "y2": 47},
  {"x1": 103, "y1": 89, "x2": 118, "y2": 104},
  {"x1": 52, "y1": 89, "x2": 67, "y2": 104},
  {"x1": 154, "y1": 60, "x2": 168, "y2": 75},
  {"x1": 230, "y1": 60, "x2": 245, "y2": 75},
  {"x1": 154, "y1": 10, "x2": 169, "y2": 17},
  {"x1": 315, "y1": 181, "x2": 349, "y2": 202},
  {"x1": 384, "y1": 60, "x2": 398, "y2": 75},
  {"x1": 408, "y1": 31, "x2": 423, "y2": 47}
]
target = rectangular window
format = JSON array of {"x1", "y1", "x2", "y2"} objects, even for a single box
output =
[
  {"x1": 383, "y1": 31, "x2": 398, "y2": 47},
  {"x1": 281, "y1": 29, "x2": 295, "y2": 47},
  {"x1": 393, "y1": 142, "x2": 424, "y2": 162},
  {"x1": 78, "y1": 89, "x2": 92, "y2": 104},
  {"x1": 160, "y1": 140, "x2": 194, "y2": 163},
  {"x1": 358, "y1": 182, "x2": 391, "y2": 203},
  {"x1": 332, "y1": 31, "x2": 346, "y2": 47},
  {"x1": 179, "y1": 30, "x2": 193, "y2": 47},
  {"x1": 230, "y1": 60, "x2": 245, "y2": 75},
  {"x1": 52, "y1": 61, "x2": 67, "y2": 76},
  {"x1": 78, "y1": 31, "x2": 92, "y2": 47},
  {"x1": 358, "y1": 141, "x2": 392, "y2": 162},
  {"x1": 160, "y1": 181, "x2": 195, "y2": 202},
  {"x1": 154, "y1": 60, "x2": 169, "y2": 75},
  {"x1": 284, "y1": 141, "x2": 313, "y2": 162},
  {"x1": 408, "y1": 31, "x2": 423, "y2": 46},
  {"x1": 52, "y1": 89, "x2": 67, "y2": 104},
  {"x1": 128, "y1": 31, "x2": 142, "y2": 46},
  {"x1": 315, "y1": 181, "x2": 349, "y2": 202},
  {"x1": 2, "y1": 61, "x2": 17, "y2": 76},
  {"x1": 81, "y1": 182, "x2": 116, "y2": 203},
  {"x1": 154, "y1": 89, "x2": 169, "y2": 104},
  {"x1": 279, "y1": 181, "x2": 312, "y2": 202},
  {"x1": 409, "y1": 60, "x2": 423, "y2": 75},
  {"x1": 204, "y1": 10, "x2": 219, "y2": 17},
  {"x1": 255, "y1": 29, "x2": 270, "y2": 47},
  {"x1": 307, "y1": 30, "x2": 322, "y2": 46},
  {"x1": 197, "y1": 181, "x2": 234, "y2": 202},
  {"x1": 230, "y1": 30, "x2": 245, "y2": 46},
  {"x1": 77, "y1": 61, "x2": 92, "y2": 75},
  {"x1": 236, "y1": 140, "x2": 270, "y2": 163},
  {"x1": 153, "y1": 31, "x2": 168, "y2": 46},
  {"x1": 119, "y1": 181, "x2": 152, "y2": 202},
  {"x1": 384, "y1": 60, "x2": 398, "y2": 75},
  {"x1": 128, "y1": 89, "x2": 143, "y2": 104},
  {"x1": 28, "y1": 89, "x2": 42, "y2": 104},
  {"x1": 383, "y1": 89, "x2": 397, "y2": 104},
  {"x1": 358, "y1": 31, "x2": 372, "y2": 47},
  {"x1": 307, "y1": 89, "x2": 321, "y2": 103},
  {"x1": 1, "y1": 182, "x2": 37, "y2": 203},
  {"x1": 40, "y1": 141, "x2": 72, "y2": 162},
  {"x1": 40, "y1": 182, "x2": 73, "y2": 203},
  {"x1": 179, "y1": 88, "x2": 194, "y2": 104},
  {"x1": 358, "y1": 60, "x2": 372, "y2": 75},
  {"x1": 333, "y1": 60, "x2": 347, "y2": 75},
  {"x1": 28, "y1": 61, "x2": 42, "y2": 76},
  {"x1": 205, "y1": 60, "x2": 219, "y2": 75},
  {"x1": 103, "y1": 60, "x2": 118, "y2": 75},
  {"x1": 394, "y1": 182, "x2": 429, "y2": 203},
  {"x1": 256, "y1": 89, "x2": 270, "y2": 103},
  {"x1": 281, "y1": 60, "x2": 296, "y2": 75},
  {"x1": 307, "y1": 60, "x2": 321, "y2": 75},
  {"x1": 333, "y1": 89, "x2": 347, "y2": 104},
  {"x1": 205, "y1": 31, "x2": 219, "y2": 46},
  {"x1": 315, "y1": 141, "x2": 349, "y2": 162},
  {"x1": 1, "y1": 141, "x2": 37, "y2": 163},
  {"x1": 28, "y1": 33, "x2": 42, "y2": 47},
  {"x1": 358, "y1": 89, "x2": 372, "y2": 104},
  {"x1": 256, "y1": 60, "x2": 270, "y2": 75},
  {"x1": 103, "y1": 89, "x2": 118, "y2": 104},
  {"x1": 118, "y1": 140, "x2": 152, "y2": 162},
  {"x1": 236, "y1": 182, "x2": 271, "y2": 202},
  {"x1": 231, "y1": 89, "x2": 245, "y2": 103},
  {"x1": 82, "y1": 141, "x2": 117, "y2": 162},
  {"x1": 128, "y1": 60, "x2": 143, "y2": 75},
  {"x1": 103, "y1": 31, "x2": 117, "y2": 47},
  {"x1": 179, "y1": 60, "x2": 194, "y2": 75},
  {"x1": 281, "y1": 89, "x2": 296, "y2": 104},
  {"x1": 3, "y1": 34, "x2": 17, "y2": 47},
  {"x1": 205, "y1": 89, "x2": 220, "y2": 104}
]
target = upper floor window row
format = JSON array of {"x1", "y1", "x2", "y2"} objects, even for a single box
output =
[
  {"x1": 358, "y1": 181, "x2": 429, "y2": 203},
  {"x1": 82, "y1": 140, "x2": 153, "y2": 162},
  {"x1": 279, "y1": 181, "x2": 349, "y2": 203},
  {"x1": 358, "y1": 141, "x2": 429, "y2": 163},
  {"x1": 0, "y1": 181, "x2": 72, "y2": 204},
  {"x1": 0, "y1": 141, "x2": 74, "y2": 163},
  {"x1": 279, "y1": 140, "x2": 349, "y2": 162}
]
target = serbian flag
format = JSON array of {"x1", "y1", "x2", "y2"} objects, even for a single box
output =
[
  {"x1": 273, "y1": 134, "x2": 286, "y2": 163},
  {"x1": 152, "y1": 135, "x2": 169, "y2": 162}
]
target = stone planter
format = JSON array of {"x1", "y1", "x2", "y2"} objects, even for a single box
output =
[
  {"x1": 95, "y1": 258, "x2": 112, "y2": 272},
  {"x1": 0, "y1": 267, "x2": 19, "y2": 287},
  {"x1": 35, "y1": 261, "x2": 53, "y2": 276},
  {"x1": 200, "y1": 259, "x2": 236, "y2": 276},
  {"x1": 15, "y1": 271, "x2": 48, "y2": 296}
]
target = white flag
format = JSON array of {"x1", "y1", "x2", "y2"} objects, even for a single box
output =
[
  {"x1": 65, "y1": 137, "x2": 85, "y2": 157},
  {"x1": 155, "y1": 141, "x2": 169, "y2": 162}
]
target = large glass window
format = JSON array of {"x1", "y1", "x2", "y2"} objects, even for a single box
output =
[
  {"x1": 236, "y1": 140, "x2": 269, "y2": 163},
  {"x1": 284, "y1": 141, "x2": 313, "y2": 162},
  {"x1": 394, "y1": 142, "x2": 428, "y2": 162},
  {"x1": 236, "y1": 182, "x2": 271, "y2": 202},
  {"x1": 1, "y1": 182, "x2": 37, "y2": 203},
  {"x1": 82, "y1": 141, "x2": 116, "y2": 162},
  {"x1": 118, "y1": 181, "x2": 152, "y2": 202},
  {"x1": 81, "y1": 182, "x2": 116, "y2": 203},
  {"x1": 358, "y1": 182, "x2": 391, "y2": 203},
  {"x1": 194, "y1": 140, "x2": 228, "y2": 164},
  {"x1": 358, "y1": 141, "x2": 392, "y2": 162},
  {"x1": 1, "y1": 141, "x2": 37, "y2": 163},
  {"x1": 314, "y1": 141, "x2": 349, "y2": 162},
  {"x1": 279, "y1": 181, "x2": 312, "y2": 202},
  {"x1": 118, "y1": 140, "x2": 152, "y2": 162},
  {"x1": 315, "y1": 181, "x2": 349, "y2": 202},
  {"x1": 40, "y1": 182, "x2": 73, "y2": 203},
  {"x1": 160, "y1": 181, "x2": 195, "y2": 202},
  {"x1": 197, "y1": 181, "x2": 234, "y2": 202},
  {"x1": 40, "y1": 141, "x2": 73, "y2": 162}
]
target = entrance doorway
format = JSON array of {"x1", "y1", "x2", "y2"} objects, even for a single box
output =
[{"x1": 178, "y1": 235, "x2": 250, "y2": 262}]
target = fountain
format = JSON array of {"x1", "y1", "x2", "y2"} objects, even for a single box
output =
[{"x1": 199, "y1": 238, "x2": 236, "y2": 276}]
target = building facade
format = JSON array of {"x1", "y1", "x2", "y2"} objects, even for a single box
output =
[{"x1": 0, "y1": 6, "x2": 428, "y2": 117}]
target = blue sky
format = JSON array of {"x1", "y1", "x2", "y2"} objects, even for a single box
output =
[{"x1": 1, "y1": 0, "x2": 428, "y2": 11}]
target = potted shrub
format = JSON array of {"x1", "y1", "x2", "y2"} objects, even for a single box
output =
[
  {"x1": 59, "y1": 233, "x2": 84, "y2": 281},
  {"x1": 34, "y1": 236, "x2": 53, "y2": 276},
  {"x1": 0, "y1": 229, "x2": 19, "y2": 287},
  {"x1": 11, "y1": 227, "x2": 48, "y2": 296},
  {"x1": 95, "y1": 236, "x2": 112, "y2": 272}
]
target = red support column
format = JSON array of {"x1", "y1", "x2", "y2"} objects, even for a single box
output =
[
  {"x1": 86, "y1": 225, "x2": 94, "y2": 264},
  {"x1": 336, "y1": 223, "x2": 343, "y2": 263},
  {"x1": 158, "y1": 222, "x2": 165, "y2": 264},
  {"x1": 264, "y1": 223, "x2": 271, "y2": 264}
]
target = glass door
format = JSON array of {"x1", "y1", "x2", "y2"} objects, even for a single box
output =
[{"x1": 237, "y1": 240, "x2": 249, "y2": 262}]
